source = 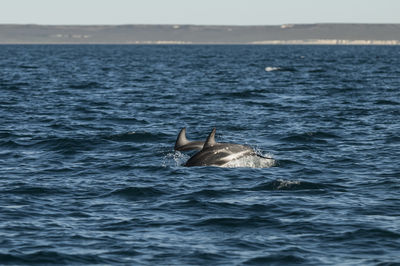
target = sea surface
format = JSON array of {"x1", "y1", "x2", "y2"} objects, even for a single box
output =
[{"x1": 0, "y1": 45, "x2": 399, "y2": 265}]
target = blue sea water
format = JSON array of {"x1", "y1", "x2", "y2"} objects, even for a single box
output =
[{"x1": 0, "y1": 44, "x2": 399, "y2": 265}]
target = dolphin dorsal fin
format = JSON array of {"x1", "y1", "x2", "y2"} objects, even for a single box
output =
[
  {"x1": 203, "y1": 128, "x2": 217, "y2": 149},
  {"x1": 175, "y1": 127, "x2": 189, "y2": 150}
]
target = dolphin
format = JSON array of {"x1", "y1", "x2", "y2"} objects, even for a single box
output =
[
  {"x1": 183, "y1": 128, "x2": 269, "y2": 167},
  {"x1": 174, "y1": 127, "x2": 204, "y2": 151}
]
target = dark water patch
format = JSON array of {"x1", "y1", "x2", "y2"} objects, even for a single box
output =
[
  {"x1": 354, "y1": 205, "x2": 400, "y2": 217},
  {"x1": 243, "y1": 254, "x2": 306, "y2": 265},
  {"x1": 222, "y1": 238, "x2": 269, "y2": 250},
  {"x1": 104, "y1": 246, "x2": 142, "y2": 257},
  {"x1": 48, "y1": 122, "x2": 75, "y2": 131},
  {"x1": 102, "y1": 163, "x2": 138, "y2": 171},
  {"x1": 2, "y1": 185, "x2": 66, "y2": 196},
  {"x1": 385, "y1": 135, "x2": 400, "y2": 144},
  {"x1": 195, "y1": 216, "x2": 279, "y2": 228},
  {"x1": 161, "y1": 198, "x2": 245, "y2": 215},
  {"x1": 105, "y1": 117, "x2": 149, "y2": 125},
  {"x1": 275, "y1": 159, "x2": 303, "y2": 167},
  {"x1": 178, "y1": 189, "x2": 233, "y2": 200},
  {"x1": 0, "y1": 140, "x2": 21, "y2": 149},
  {"x1": 36, "y1": 166, "x2": 76, "y2": 175},
  {"x1": 107, "y1": 186, "x2": 166, "y2": 200},
  {"x1": 105, "y1": 131, "x2": 168, "y2": 143},
  {"x1": 33, "y1": 137, "x2": 100, "y2": 154},
  {"x1": 178, "y1": 251, "x2": 228, "y2": 265},
  {"x1": 68, "y1": 211, "x2": 92, "y2": 218},
  {"x1": 100, "y1": 219, "x2": 138, "y2": 231},
  {"x1": 243, "y1": 203, "x2": 280, "y2": 213},
  {"x1": 280, "y1": 131, "x2": 339, "y2": 144},
  {"x1": 220, "y1": 90, "x2": 259, "y2": 98},
  {"x1": 250, "y1": 179, "x2": 341, "y2": 192},
  {"x1": 69, "y1": 81, "x2": 102, "y2": 89},
  {"x1": 1, "y1": 82, "x2": 31, "y2": 90},
  {"x1": 18, "y1": 65, "x2": 39, "y2": 69},
  {"x1": 349, "y1": 228, "x2": 400, "y2": 240},
  {"x1": 2, "y1": 85, "x2": 21, "y2": 91},
  {"x1": 158, "y1": 198, "x2": 207, "y2": 210},
  {"x1": 0, "y1": 251, "x2": 117, "y2": 265},
  {"x1": 375, "y1": 99, "x2": 400, "y2": 105},
  {"x1": 243, "y1": 100, "x2": 283, "y2": 108},
  {"x1": 145, "y1": 250, "x2": 228, "y2": 265},
  {"x1": 0, "y1": 151, "x2": 14, "y2": 158},
  {"x1": 190, "y1": 251, "x2": 228, "y2": 260},
  {"x1": 326, "y1": 228, "x2": 400, "y2": 243}
]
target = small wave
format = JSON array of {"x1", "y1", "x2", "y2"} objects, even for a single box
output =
[
  {"x1": 0, "y1": 251, "x2": 113, "y2": 264},
  {"x1": 108, "y1": 186, "x2": 166, "y2": 200},
  {"x1": 251, "y1": 179, "x2": 335, "y2": 191},
  {"x1": 280, "y1": 131, "x2": 339, "y2": 144},
  {"x1": 0, "y1": 140, "x2": 21, "y2": 149},
  {"x1": 243, "y1": 203, "x2": 280, "y2": 213},
  {"x1": 345, "y1": 228, "x2": 400, "y2": 240},
  {"x1": 1, "y1": 82, "x2": 30, "y2": 90},
  {"x1": 33, "y1": 137, "x2": 99, "y2": 154},
  {"x1": 243, "y1": 254, "x2": 306, "y2": 265},
  {"x1": 69, "y1": 81, "x2": 101, "y2": 89},
  {"x1": 375, "y1": 99, "x2": 400, "y2": 105},
  {"x1": 101, "y1": 220, "x2": 136, "y2": 231},
  {"x1": 219, "y1": 90, "x2": 260, "y2": 99},
  {"x1": 106, "y1": 131, "x2": 167, "y2": 143},
  {"x1": 18, "y1": 65, "x2": 39, "y2": 69},
  {"x1": 183, "y1": 251, "x2": 227, "y2": 263},
  {"x1": 326, "y1": 228, "x2": 400, "y2": 243},
  {"x1": 178, "y1": 189, "x2": 232, "y2": 200},
  {"x1": 106, "y1": 117, "x2": 149, "y2": 125},
  {"x1": 2, "y1": 85, "x2": 20, "y2": 90},
  {"x1": 4, "y1": 186, "x2": 65, "y2": 195},
  {"x1": 385, "y1": 135, "x2": 400, "y2": 144},
  {"x1": 195, "y1": 216, "x2": 277, "y2": 228}
]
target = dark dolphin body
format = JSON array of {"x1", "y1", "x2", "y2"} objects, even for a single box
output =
[{"x1": 176, "y1": 128, "x2": 268, "y2": 167}]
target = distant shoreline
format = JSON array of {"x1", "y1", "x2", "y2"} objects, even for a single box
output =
[
  {"x1": 1, "y1": 23, "x2": 400, "y2": 45},
  {"x1": 1, "y1": 41, "x2": 399, "y2": 45}
]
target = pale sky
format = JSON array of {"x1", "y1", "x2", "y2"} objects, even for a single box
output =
[{"x1": 1, "y1": 0, "x2": 400, "y2": 25}]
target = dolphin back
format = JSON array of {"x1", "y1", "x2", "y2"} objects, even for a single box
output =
[
  {"x1": 178, "y1": 127, "x2": 273, "y2": 167},
  {"x1": 174, "y1": 127, "x2": 204, "y2": 151}
]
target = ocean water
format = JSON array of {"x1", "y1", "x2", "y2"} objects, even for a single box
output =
[{"x1": 0, "y1": 44, "x2": 399, "y2": 265}]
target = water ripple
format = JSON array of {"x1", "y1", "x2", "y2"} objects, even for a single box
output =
[{"x1": 1, "y1": 45, "x2": 399, "y2": 265}]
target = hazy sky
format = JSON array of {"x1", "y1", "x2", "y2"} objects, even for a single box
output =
[{"x1": 1, "y1": 0, "x2": 400, "y2": 25}]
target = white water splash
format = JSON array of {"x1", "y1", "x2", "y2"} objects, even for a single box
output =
[
  {"x1": 265, "y1": 66, "x2": 281, "y2": 72},
  {"x1": 222, "y1": 155, "x2": 275, "y2": 168},
  {"x1": 163, "y1": 151, "x2": 275, "y2": 168},
  {"x1": 162, "y1": 151, "x2": 190, "y2": 167}
]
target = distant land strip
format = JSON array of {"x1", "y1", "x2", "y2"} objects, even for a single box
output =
[{"x1": 1, "y1": 24, "x2": 400, "y2": 45}]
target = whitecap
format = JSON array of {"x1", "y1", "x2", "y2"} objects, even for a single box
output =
[{"x1": 265, "y1": 66, "x2": 281, "y2": 72}]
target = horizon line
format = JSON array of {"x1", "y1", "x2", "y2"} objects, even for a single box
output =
[{"x1": 2, "y1": 22, "x2": 400, "y2": 27}]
